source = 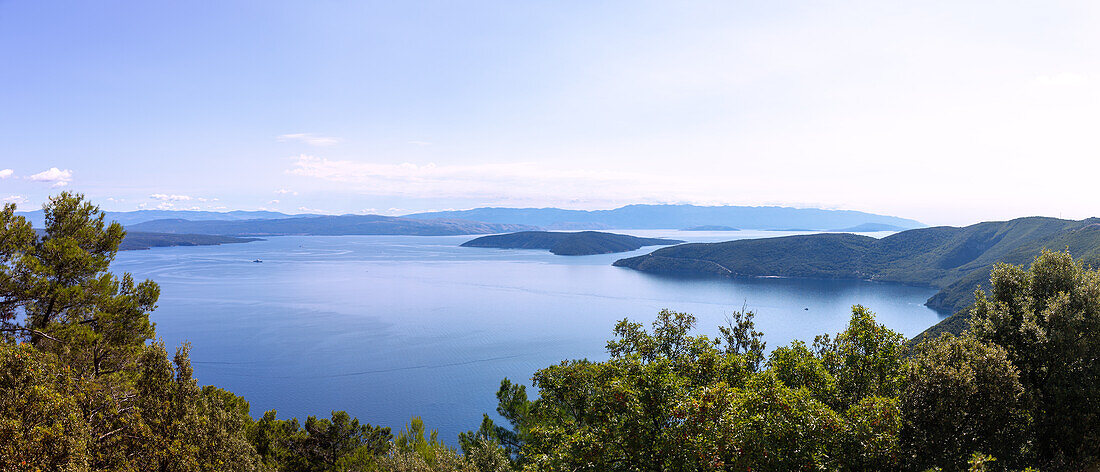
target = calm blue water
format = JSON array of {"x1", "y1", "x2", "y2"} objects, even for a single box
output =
[{"x1": 111, "y1": 230, "x2": 943, "y2": 443}]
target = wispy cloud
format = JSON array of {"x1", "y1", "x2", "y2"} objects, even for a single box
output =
[
  {"x1": 277, "y1": 133, "x2": 340, "y2": 146},
  {"x1": 28, "y1": 168, "x2": 72, "y2": 187},
  {"x1": 268, "y1": 199, "x2": 280, "y2": 204},
  {"x1": 286, "y1": 154, "x2": 712, "y2": 204},
  {"x1": 0, "y1": 169, "x2": 12, "y2": 179},
  {"x1": 150, "y1": 194, "x2": 192, "y2": 202},
  {"x1": 2, "y1": 195, "x2": 27, "y2": 205},
  {"x1": 275, "y1": 188, "x2": 298, "y2": 195}
]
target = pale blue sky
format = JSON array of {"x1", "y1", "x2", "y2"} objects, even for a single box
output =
[{"x1": 3, "y1": 1, "x2": 1099, "y2": 225}]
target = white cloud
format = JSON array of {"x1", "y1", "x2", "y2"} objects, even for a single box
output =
[
  {"x1": 277, "y1": 133, "x2": 340, "y2": 146},
  {"x1": 2, "y1": 195, "x2": 27, "y2": 205},
  {"x1": 150, "y1": 194, "x2": 193, "y2": 202},
  {"x1": 0, "y1": 169, "x2": 12, "y2": 179},
  {"x1": 297, "y1": 206, "x2": 324, "y2": 213},
  {"x1": 268, "y1": 199, "x2": 280, "y2": 204},
  {"x1": 28, "y1": 168, "x2": 72, "y2": 187},
  {"x1": 275, "y1": 188, "x2": 298, "y2": 195}
]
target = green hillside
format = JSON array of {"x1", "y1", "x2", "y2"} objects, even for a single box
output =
[
  {"x1": 461, "y1": 231, "x2": 682, "y2": 255},
  {"x1": 615, "y1": 217, "x2": 1100, "y2": 334}
]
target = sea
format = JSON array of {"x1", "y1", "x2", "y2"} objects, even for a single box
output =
[{"x1": 110, "y1": 230, "x2": 943, "y2": 443}]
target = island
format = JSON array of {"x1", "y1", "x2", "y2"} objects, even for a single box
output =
[
  {"x1": 613, "y1": 216, "x2": 1100, "y2": 338},
  {"x1": 119, "y1": 232, "x2": 261, "y2": 251},
  {"x1": 680, "y1": 225, "x2": 739, "y2": 231},
  {"x1": 461, "y1": 231, "x2": 684, "y2": 256}
]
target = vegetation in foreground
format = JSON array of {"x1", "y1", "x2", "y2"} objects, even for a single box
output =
[{"x1": 2, "y1": 194, "x2": 1099, "y2": 471}]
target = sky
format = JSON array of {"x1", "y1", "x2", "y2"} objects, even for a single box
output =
[{"x1": 2, "y1": 1, "x2": 1100, "y2": 226}]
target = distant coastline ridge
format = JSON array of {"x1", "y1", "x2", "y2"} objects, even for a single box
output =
[{"x1": 404, "y1": 204, "x2": 925, "y2": 231}]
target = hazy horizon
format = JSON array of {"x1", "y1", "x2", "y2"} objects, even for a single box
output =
[{"x1": 5, "y1": 1, "x2": 1100, "y2": 226}]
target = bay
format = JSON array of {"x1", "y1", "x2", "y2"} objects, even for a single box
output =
[{"x1": 111, "y1": 230, "x2": 943, "y2": 443}]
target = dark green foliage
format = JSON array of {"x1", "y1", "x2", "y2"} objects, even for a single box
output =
[
  {"x1": 461, "y1": 231, "x2": 682, "y2": 255},
  {"x1": 901, "y1": 334, "x2": 1029, "y2": 471},
  {"x1": 297, "y1": 411, "x2": 391, "y2": 471},
  {"x1": 248, "y1": 410, "x2": 391, "y2": 472},
  {"x1": 969, "y1": 250, "x2": 1100, "y2": 469}
]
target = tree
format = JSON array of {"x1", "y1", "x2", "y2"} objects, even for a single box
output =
[
  {"x1": 815, "y1": 305, "x2": 907, "y2": 410},
  {"x1": 900, "y1": 334, "x2": 1029, "y2": 471},
  {"x1": 767, "y1": 339, "x2": 834, "y2": 401},
  {"x1": 293, "y1": 411, "x2": 391, "y2": 472},
  {"x1": 479, "y1": 308, "x2": 913, "y2": 471},
  {"x1": 0, "y1": 343, "x2": 89, "y2": 471},
  {"x1": 0, "y1": 194, "x2": 266, "y2": 471},
  {"x1": 969, "y1": 250, "x2": 1100, "y2": 469}
]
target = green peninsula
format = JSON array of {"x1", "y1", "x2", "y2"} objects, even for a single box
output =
[
  {"x1": 462, "y1": 231, "x2": 683, "y2": 256},
  {"x1": 615, "y1": 217, "x2": 1100, "y2": 334}
]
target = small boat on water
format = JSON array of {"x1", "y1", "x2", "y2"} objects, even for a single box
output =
[{"x1": 252, "y1": 259, "x2": 263, "y2": 263}]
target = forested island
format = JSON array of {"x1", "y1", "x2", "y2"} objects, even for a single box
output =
[
  {"x1": 37, "y1": 228, "x2": 261, "y2": 251},
  {"x1": 119, "y1": 232, "x2": 261, "y2": 250},
  {"x1": 461, "y1": 231, "x2": 683, "y2": 255},
  {"x1": 5, "y1": 194, "x2": 1100, "y2": 471}
]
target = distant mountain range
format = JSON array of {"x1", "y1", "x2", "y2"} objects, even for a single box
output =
[
  {"x1": 16, "y1": 209, "x2": 309, "y2": 228},
  {"x1": 613, "y1": 216, "x2": 1100, "y2": 339},
  {"x1": 404, "y1": 204, "x2": 925, "y2": 231},
  {"x1": 461, "y1": 231, "x2": 683, "y2": 256},
  {"x1": 127, "y1": 215, "x2": 535, "y2": 236},
  {"x1": 17, "y1": 204, "x2": 922, "y2": 235}
]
